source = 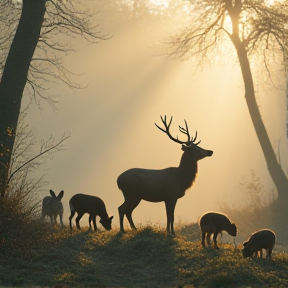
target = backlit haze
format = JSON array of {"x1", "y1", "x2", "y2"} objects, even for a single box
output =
[{"x1": 24, "y1": 0, "x2": 287, "y2": 228}]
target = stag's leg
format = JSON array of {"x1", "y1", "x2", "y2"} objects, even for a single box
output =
[
  {"x1": 170, "y1": 200, "x2": 177, "y2": 234},
  {"x1": 125, "y1": 198, "x2": 141, "y2": 230},
  {"x1": 118, "y1": 200, "x2": 130, "y2": 232},
  {"x1": 75, "y1": 213, "x2": 84, "y2": 230},
  {"x1": 165, "y1": 200, "x2": 177, "y2": 235},
  {"x1": 69, "y1": 211, "x2": 76, "y2": 230}
]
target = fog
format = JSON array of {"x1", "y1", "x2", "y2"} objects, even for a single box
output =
[{"x1": 24, "y1": 0, "x2": 287, "y2": 228}]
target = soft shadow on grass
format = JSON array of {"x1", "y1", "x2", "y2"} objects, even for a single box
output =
[
  {"x1": 1, "y1": 223, "x2": 288, "y2": 288},
  {"x1": 0, "y1": 225, "x2": 179, "y2": 287},
  {"x1": 0, "y1": 227, "x2": 96, "y2": 287},
  {"x1": 83, "y1": 226, "x2": 178, "y2": 287}
]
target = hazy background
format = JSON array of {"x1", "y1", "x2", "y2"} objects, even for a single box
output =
[{"x1": 24, "y1": 0, "x2": 288, "y2": 228}]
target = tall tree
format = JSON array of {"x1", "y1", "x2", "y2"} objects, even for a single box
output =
[
  {"x1": 0, "y1": 0, "x2": 106, "y2": 197},
  {"x1": 170, "y1": 0, "x2": 288, "y2": 234}
]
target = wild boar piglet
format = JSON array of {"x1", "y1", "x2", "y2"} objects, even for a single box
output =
[
  {"x1": 242, "y1": 229, "x2": 276, "y2": 259},
  {"x1": 200, "y1": 212, "x2": 237, "y2": 249}
]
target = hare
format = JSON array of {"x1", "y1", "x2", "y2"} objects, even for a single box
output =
[{"x1": 42, "y1": 190, "x2": 64, "y2": 227}]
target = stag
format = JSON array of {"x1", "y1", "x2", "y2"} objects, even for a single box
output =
[{"x1": 117, "y1": 115, "x2": 213, "y2": 234}]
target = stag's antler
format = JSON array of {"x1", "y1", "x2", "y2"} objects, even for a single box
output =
[{"x1": 155, "y1": 115, "x2": 201, "y2": 145}]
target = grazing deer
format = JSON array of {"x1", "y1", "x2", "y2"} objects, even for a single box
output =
[
  {"x1": 199, "y1": 212, "x2": 237, "y2": 249},
  {"x1": 69, "y1": 193, "x2": 113, "y2": 231},
  {"x1": 117, "y1": 115, "x2": 213, "y2": 234},
  {"x1": 42, "y1": 190, "x2": 64, "y2": 227}
]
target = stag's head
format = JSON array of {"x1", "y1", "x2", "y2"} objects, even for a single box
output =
[{"x1": 155, "y1": 115, "x2": 213, "y2": 160}]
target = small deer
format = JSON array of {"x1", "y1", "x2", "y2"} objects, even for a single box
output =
[
  {"x1": 199, "y1": 212, "x2": 237, "y2": 249},
  {"x1": 69, "y1": 193, "x2": 113, "y2": 231},
  {"x1": 117, "y1": 115, "x2": 213, "y2": 234},
  {"x1": 42, "y1": 190, "x2": 64, "y2": 227}
]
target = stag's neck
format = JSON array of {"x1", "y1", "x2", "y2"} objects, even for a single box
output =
[{"x1": 178, "y1": 152, "x2": 198, "y2": 189}]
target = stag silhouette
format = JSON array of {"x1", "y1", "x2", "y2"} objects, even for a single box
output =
[{"x1": 117, "y1": 115, "x2": 213, "y2": 234}]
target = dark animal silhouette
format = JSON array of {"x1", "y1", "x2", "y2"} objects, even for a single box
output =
[
  {"x1": 243, "y1": 241, "x2": 262, "y2": 258},
  {"x1": 242, "y1": 229, "x2": 276, "y2": 259},
  {"x1": 117, "y1": 115, "x2": 213, "y2": 234},
  {"x1": 42, "y1": 190, "x2": 64, "y2": 227},
  {"x1": 200, "y1": 212, "x2": 237, "y2": 249},
  {"x1": 69, "y1": 193, "x2": 113, "y2": 231}
]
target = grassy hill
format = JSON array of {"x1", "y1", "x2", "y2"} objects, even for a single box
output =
[{"x1": 1, "y1": 223, "x2": 288, "y2": 288}]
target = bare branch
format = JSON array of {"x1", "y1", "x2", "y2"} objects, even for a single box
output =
[
  {"x1": 8, "y1": 132, "x2": 70, "y2": 184},
  {"x1": 169, "y1": 0, "x2": 288, "y2": 79}
]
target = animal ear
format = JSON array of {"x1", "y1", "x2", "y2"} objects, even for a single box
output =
[
  {"x1": 50, "y1": 190, "x2": 56, "y2": 198},
  {"x1": 109, "y1": 216, "x2": 114, "y2": 221},
  {"x1": 58, "y1": 190, "x2": 64, "y2": 199}
]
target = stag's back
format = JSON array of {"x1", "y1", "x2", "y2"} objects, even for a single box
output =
[{"x1": 117, "y1": 167, "x2": 186, "y2": 202}]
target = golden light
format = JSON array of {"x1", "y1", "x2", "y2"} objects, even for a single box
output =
[{"x1": 149, "y1": 0, "x2": 169, "y2": 8}]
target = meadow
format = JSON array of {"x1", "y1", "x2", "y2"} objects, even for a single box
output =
[{"x1": 1, "y1": 222, "x2": 288, "y2": 288}]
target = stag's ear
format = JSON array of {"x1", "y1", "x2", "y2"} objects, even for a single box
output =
[
  {"x1": 58, "y1": 190, "x2": 64, "y2": 200},
  {"x1": 50, "y1": 190, "x2": 56, "y2": 198},
  {"x1": 109, "y1": 216, "x2": 114, "y2": 221}
]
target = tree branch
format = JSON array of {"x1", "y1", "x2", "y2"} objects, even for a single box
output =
[{"x1": 7, "y1": 132, "x2": 70, "y2": 184}]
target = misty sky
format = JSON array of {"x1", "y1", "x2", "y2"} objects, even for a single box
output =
[{"x1": 24, "y1": 0, "x2": 287, "y2": 229}]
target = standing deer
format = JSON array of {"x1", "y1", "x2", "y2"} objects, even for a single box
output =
[
  {"x1": 42, "y1": 190, "x2": 64, "y2": 227},
  {"x1": 117, "y1": 115, "x2": 213, "y2": 234}
]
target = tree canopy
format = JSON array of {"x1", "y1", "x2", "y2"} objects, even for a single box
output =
[{"x1": 171, "y1": 0, "x2": 288, "y2": 76}]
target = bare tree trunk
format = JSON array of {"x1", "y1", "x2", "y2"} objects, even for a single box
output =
[
  {"x1": 229, "y1": 34, "x2": 288, "y2": 241},
  {"x1": 231, "y1": 35, "x2": 288, "y2": 203},
  {"x1": 224, "y1": 2, "x2": 288, "y2": 241},
  {"x1": 0, "y1": 0, "x2": 46, "y2": 197}
]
